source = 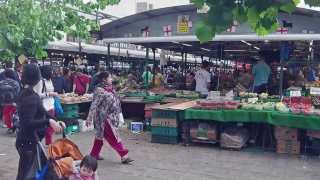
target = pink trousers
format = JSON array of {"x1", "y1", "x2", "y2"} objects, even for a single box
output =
[
  {"x1": 90, "y1": 121, "x2": 128, "y2": 159},
  {"x1": 45, "y1": 109, "x2": 55, "y2": 145},
  {"x1": 2, "y1": 104, "x2": 16, "y2": 129}
]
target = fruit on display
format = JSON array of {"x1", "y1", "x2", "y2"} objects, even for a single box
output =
[
  {"x1": 239, "y1": 92, "x2": 258, "y2": 98},
  {"x1": 282, "y1": 97, "x2": 313, "y2": 115},
  {"x1": 275, "y1": 102, "x2": 290, "y2": 113},
  {"x1": 259, "y1": 93, "x2": 269, "y2": 99},
  {"x1": 241, "y1": 103, "x2": 263, "y2": 111},
  {"x1": 176, "y1": 90, "x2": 199, "y2": 99},
  {"x1": 262, "y1": 102, "x2": 275, "y2": 111}
]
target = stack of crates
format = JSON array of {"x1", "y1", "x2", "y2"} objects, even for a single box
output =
[
  {"x1": 151, "y1": 108, "x2": 183, "y2": 144},
  {"x1": 59, "y1": 104, "x2": 80, "y2": 134},
  {"x1": 306, "y1": 130, "x2": 320, "y2": 155},
  {"x1": 144, "y1": 103, "x2": 160, "y2": 131},
  {"x1": 274, "y1": 126, "x2": 300, "y2": 155}
]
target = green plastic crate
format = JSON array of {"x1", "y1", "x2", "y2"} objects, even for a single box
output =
[
  {"x1": 59, "y1": 111, "x2": 79, "y2": 119},
  {"x1": 151, "y1": 126, "x2": 179, "y2": 137},
  {"x1": 152, "y1": 109, "x2": 183, "y2": 119},
  {"x1": 151, "y1": 135, "x2": 179, "y2": 144},
  {"x1": 62, "y1": 104, "x2": 79, "y2": 111},
  {"x1": 64, "y1": 125, "x2": 80, "y2": 135}
]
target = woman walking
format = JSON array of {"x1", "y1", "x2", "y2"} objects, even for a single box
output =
[
  {"x1": 16, "y1": 64, "x2": 63, "y2": 180},
  {"x1": 34, "y1": 65, "x2": 58, "y2": 145},
  {"x1": 87, "y1": 71, "x2": 133, "y2": 164}
]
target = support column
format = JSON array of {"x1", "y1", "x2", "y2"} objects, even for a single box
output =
[{"x1": 145, "y1": 47, "x2": 150, "y2": 91}]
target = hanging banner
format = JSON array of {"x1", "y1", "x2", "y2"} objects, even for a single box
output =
[{"x1": 177, "y1": 15, "x2": 191, "y2": 34}]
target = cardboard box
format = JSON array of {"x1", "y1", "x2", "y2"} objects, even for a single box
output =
[
  {"x1": 276, "y1": 140, "x2": 300, "y2": 155},
  {"x1": 274, "y1": 126, "x2": 299, "y2": 141},
  {"x1": 190, "y1": 125, "x2": 217, "y2": 141},
  {"x1": 307, "y1": 130, "x2": 320, "y2": 139}
]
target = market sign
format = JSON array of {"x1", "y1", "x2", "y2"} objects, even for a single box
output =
[
  {"x1": 177, "y1": 15, "x2": 192, "y2": 34},
  {"x1": 310, "y1": 87, "x2": 320, "y2": 95},
  {"x1": 290, "y1": 90, "x2": 301, "y2": 97}
]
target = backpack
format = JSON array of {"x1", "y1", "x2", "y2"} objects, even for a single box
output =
[{"x1": 0, "y1": 79, "x2": 20, "y2": 105}]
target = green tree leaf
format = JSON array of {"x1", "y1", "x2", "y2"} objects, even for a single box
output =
[
  {"x1": 190, "y1": 0, "x2": 205, "y2": 8},
  {"x1": 195, "y1": 21, "x2": 214, "y2": 43}
]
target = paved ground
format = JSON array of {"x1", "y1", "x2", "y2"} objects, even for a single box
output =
[{"x1": 1, "y1": 127, "x2": 320, "y2": 180}]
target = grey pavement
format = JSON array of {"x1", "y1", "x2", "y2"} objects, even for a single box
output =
[{"x1": 1, "y1": 127, "x2": 320, "y2": 180}]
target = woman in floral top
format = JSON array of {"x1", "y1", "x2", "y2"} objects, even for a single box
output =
[{"x1": 87, "y1": 71, "x2": 133, "y2": 164}]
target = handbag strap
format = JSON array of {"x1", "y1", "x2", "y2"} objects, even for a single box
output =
[{"x1": 41, "y1": 79, "x2": 48, "y2": 96}]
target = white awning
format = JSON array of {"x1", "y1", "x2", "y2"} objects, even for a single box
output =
[{"x1": 102, "y1": 34, "x2": 320, "y2": 43}]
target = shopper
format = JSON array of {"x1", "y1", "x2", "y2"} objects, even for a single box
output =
[
  {"x1": 0, "y1": 69, "x2": 21, "y2": 133},
  {"x1": 186, "y1": 71, "x2": 196, "y2": 91},
  {"x1": 63, "y1": 68, "x2": 73, "y2": 93},
  {"x1": 89, "y1": 66, "x2": 106, "y2": 93},
  {"x1": 73, "y1": 69, "x2": 91, "y2": 95},
  {"x1": 16, "y1": 64, "x2": 63, "y2": 180},
  {"x1": 34, "y1": 65, "x2": 58, "y2": 145},
  {"x1": 153, "y1": 67, "x2": 164, "y2": 88},
  {"x1": 52, "y1": 68, "x2": 65, "y2": 94},
  {"x1": 237, "y1": 66, "x2": 252, "y2": 90},
  {"x1": 142, "y1": 66, "x2": 153, "y2": 88},
  {"x1": 252, "y1": 58, "x2": 271, "y2": 93},
  {"x1": 195, "y1": 61, "x2": 211, "y2": 95},
  {"x1": 87, "y1": 71, "x2": 133, "y2": 164}
]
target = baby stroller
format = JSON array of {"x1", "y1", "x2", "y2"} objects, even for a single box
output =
[{"x1": 34, "y1": 129, "x2": 84, "y2": 180}]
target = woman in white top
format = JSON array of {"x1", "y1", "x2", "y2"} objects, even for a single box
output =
[{"x1": 33, "y1": 65, "x2": 58, "y2": 145}]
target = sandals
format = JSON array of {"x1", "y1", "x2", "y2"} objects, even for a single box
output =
[
  {"x1": 96, "y1": 156, "x2": 104, "y2": 161},
  {"x1": 121, "y1": 157, "x2": 134, "y2": 164}
]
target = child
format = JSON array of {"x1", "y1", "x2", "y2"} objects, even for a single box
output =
[{"x1": 69, "y1": 155, "x2": 99, "y2": 180}]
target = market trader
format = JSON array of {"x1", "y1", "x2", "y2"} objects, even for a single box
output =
[
  {"x1": 195, "y1": 61, "x2": 211, "y2": 95},
  {"x1": 252, "y1": 58, "x2": 271, "y2": 93}
]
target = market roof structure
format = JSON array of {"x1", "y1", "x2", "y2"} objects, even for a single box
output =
[{"x1": 100, "y1": 4, "x2": 320, "y2": 61}]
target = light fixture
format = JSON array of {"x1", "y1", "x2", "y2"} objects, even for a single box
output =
[
  {"x1": 224, "y1": 50, "x2": 247, "y2": 52},
  {"x1": 241, "y1": 40, "x2": 252, "y2": 46},
  {"x1": 201, "y1": 48, "x2": 211, "y2": 52},
  {"x1": 181, "y1": 43, "x2": 192, "y2": 47},
  {"x1": 171, "y1": 41, "x2": 192, "y2": 47},
  {"x1": 253, "y1": 46, "x2": 260, "y2": 50}
]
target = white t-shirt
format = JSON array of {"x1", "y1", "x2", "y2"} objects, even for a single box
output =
[
  {"x1": 33, "y1": 79, "x2": 55, "y2": 111},
  {"x1": 195, "y1": 68, "x2": 211, "y2": 95}
]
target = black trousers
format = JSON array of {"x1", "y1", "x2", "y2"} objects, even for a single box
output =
[{"x1": 16, "y1": 140, "x2": 42, "y2": 180}]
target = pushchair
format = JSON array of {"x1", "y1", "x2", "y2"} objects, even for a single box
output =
[{"x1": 34, "y1": 129, "x2": 84, "y2": 180}]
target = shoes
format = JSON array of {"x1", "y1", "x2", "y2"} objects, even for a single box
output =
[
  {"x1": 121, "y1": 157, "x2": 134, "y2": 164},
  {"x1": 6, "y1": 128, "x2": 14, "y2": 134}
]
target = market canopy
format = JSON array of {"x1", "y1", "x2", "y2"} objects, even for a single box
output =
[{"x1": 101, "y1": 5, "x2": 320, "y2": 61}]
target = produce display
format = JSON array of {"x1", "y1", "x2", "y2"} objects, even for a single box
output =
[
  {"x1": 59, "y1": 93, "x2": 93, "y2": 104},
  {"x1": 195, "y1": 98, "x2": 240, "y2": 110},
  {"x1": 150, "y1": 87, "x2": 176, "y2": 96},
  {"x1": 176, "y1": 90, "x2": 200, "y2": 99},
  {"x1": 282, "y1": 97, "x2": 313, "y2": 115}
]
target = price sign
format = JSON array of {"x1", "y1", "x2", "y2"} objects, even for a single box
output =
[
  {"x1": 290, "y1": 90, "x2": 301, "y2": 97},
  {"x1": 248, "y1": 97, "x2": 258, "y2": 103},
  {"x1": 310, "y1": 87, "x2": 320, "y2": 95}
]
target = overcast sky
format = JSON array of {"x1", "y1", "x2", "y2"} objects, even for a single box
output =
[
  {"x1": 103, "y1": 0, "x2": 190, "y2": 18},
  {"x1": 102, "y1": 0, "x2": 319, "y2": 19}
]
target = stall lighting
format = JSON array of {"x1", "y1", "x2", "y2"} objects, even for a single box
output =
[
  {"x1": 253, "y1": 46, "x2": 260, "y2": 50},
  {"x1": 241, "y1": 40, "x2": 252, "y2": 46},
  {"x1": 224, "y1": 49, "x2": 247, "y2": 52},
  {"x1": 171, "y1": 41, "x2": 192, "y2": 47},
  {"x1": 201, "y1": 48, "x2": 211, "y2": 52},
  {"x1": 181, "y1": 43, "x2": 192, "y2": 47}
]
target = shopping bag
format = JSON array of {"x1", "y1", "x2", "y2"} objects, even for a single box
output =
[{"x1": 54, "y1": 97, "x2": 64, "y2": 116}]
